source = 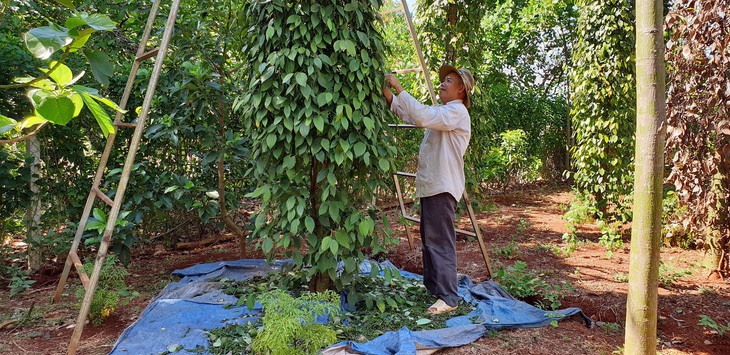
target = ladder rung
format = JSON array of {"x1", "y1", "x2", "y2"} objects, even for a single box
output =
[
  {"x1": 114, "y1": 122, "x2": 138, "y2": 129},
  {"x1": 380, "y1": 6, "x2": 404, "y2": 16},
  {"x1": 92, "y1": 187, "x2": 114, "y2": 206},
  {"x1": 396, "y1": 171, "x2": 416, "y2": 178},
  {"x1": 388, "y1": 124, "x2": 419, "y2": 129},
  {"x1": 391, "y1": 67, "x2": 423, "y2": 74},
  {"x1": 136, "y1": 48, "x2": 159, "y2": 61},
  {"x1": 403, "y1": 215, "x2": 477, "y2": 238},
  {"x1": 69, "y1": 252, "x2": 90, "y2": 289}
]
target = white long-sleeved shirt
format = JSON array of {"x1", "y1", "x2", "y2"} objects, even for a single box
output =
[{"x1": 390, "y1": 91, "x2": 471, "y2": 201}]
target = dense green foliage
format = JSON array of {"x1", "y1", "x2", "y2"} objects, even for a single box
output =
[
  {"x1": 569, "y1": 0, "x2": 636, "y2": 221},
  {"x1": 1, "y1": 0, "x2": 254, "y2": 268},
  {"x1": 236, "y1": 0, "x2": 397, "y2": 291},
  {"x1": 417, "y1": 0, "x2": 572, "y2": 191}
]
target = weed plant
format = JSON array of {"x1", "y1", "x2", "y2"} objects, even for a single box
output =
[
  {"x1": 494, "y1": 260, "x2": 573, "y2": 310},
  {"x1": 699, "y1": 314, "x2": 730, "y2": 337}
]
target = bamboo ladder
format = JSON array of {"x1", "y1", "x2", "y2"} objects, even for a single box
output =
[
  {"x1": 381, "y1": 0, "x2": 492, "y2": 278},
  {"x1": 52, "y1": 0, "x2": 182, "y2": 353}
]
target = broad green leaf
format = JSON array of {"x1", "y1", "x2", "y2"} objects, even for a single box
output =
[
  {"x1": 19, "y1": 115, "x2": 47, "y2": 129},
  {"x1": 75, "y1": 89, "x2": 115, "y2": 137},
  {"x1": 416, "y1": 318, "x2": 432, "y2": 325},
  {"x1": 305, "y1": 216, "x2": 315, "y2": 233},
  {"x1": 31, "y1": 91, "x2": 75, "y2": 125},
  {"x1": 73, "y1": 85, "x2": 124, "y2": 112},
  {"x1": 321, "y1": 236, "x2": 333, "y2": 253},
  {"x1": 69, "y1": 93, "x2": 83, "y2": 117},
  {"x1": 24, "y1": 24, "x2": 72, "y2": 59},
  {"x1": 0, "y1": 115, "x2": 18, "y2": 134},
  {"x1": 83, "y1": 49, "x2": 114, "y2": 86},
  {"x1": 41, "y1": 62, "x2": 73, "y2": 86},
  {"x1": 334, "y1": 230, "x2": 350, "y2": 249},
  {"x1": 313, "y1": 115, "x2": 324, "y2": 132},
  {"x1": 378, "y1": 158, "x2": 390, "y2": 171},
  {"x1": 84, "y1": 13, "x2": 115, "y2": 31},
  {"x1": 262, "y1": 237, "x2": 274, "y2": 253},
  {"x1": 353, "y1": 142, "x2": 366, "y2": 157},
  {"x1": 295, "y1": 72, "x2": 307, "y2": 86}
]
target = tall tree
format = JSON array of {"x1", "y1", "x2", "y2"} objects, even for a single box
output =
[
  {"x1": 237, "y1": 0, "x2": 397, "y2": 292},
  {"x1": 664, "y1": 0, "x2": 730, "y2": 276},
  {"x1": 624, "y1": 0, "x2": 665, "y2": 353}
]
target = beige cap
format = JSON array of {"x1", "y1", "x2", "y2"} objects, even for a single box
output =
[{"x1": 439, "y1": 65, "x2": 475, "y2": 108}]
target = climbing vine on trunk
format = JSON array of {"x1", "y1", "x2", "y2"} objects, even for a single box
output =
[
  {"x1": 236, "y1": 0, "x2": 397, "y2": 292},
  {"x1": 569, "y1": 0, "x2": 636, "y2": 221}
]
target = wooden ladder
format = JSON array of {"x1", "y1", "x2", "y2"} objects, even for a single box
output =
[
  {"x1": 52, "y1": 0, "x2": 182, "y2": 353},
  {"x1": 381, "y1": 0, "x2": 492, "y2": 278}
]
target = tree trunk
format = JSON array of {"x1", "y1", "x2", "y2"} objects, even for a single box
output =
[
  {"x1": 26, "y1": 136, "x2": 42, "y2": 273},
  {"x1": 705, "y1": 119, "x2": 730, "y2": 277},
  {"x1": 624, "y1": 1, "x2": 666, "y2": 354}
]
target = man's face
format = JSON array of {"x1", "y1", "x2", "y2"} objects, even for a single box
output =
[{"x1": 438, "y1": 72, "x2": 465, "y2": 104}]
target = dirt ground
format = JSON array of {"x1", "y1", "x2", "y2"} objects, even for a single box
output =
[{"x1": 1, "y1": 183, "x2": 729, "y2": 354}]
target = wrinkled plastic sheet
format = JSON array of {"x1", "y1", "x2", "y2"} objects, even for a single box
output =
[{"x1": 110, "y1": 259, "x2": 592, "y2": 355}]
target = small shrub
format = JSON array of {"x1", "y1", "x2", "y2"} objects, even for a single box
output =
[
  {"x1": 600, "y1": 322, "x2": 622, "y2": 333},
  {"x1": 495, "y1": 260, "x2": 573, "y2": 310},
  {"x1": 658, "y1": 262, "x2": 692, "y2": 288},
  {"x1": 516, "y1": 218, "x2": 530, "y2": 235},
  {"x1": 698, "y1": 314, "x2": 730, "y2": 337},
  {"x1": 597, "y1": 220, "x2": 624, "y2": 258},
  {"x1": 74, "y1": 254, "x2": 130, "y2": 325},
  {"x1": 5, "y1": 266, "x2": 36, "y2": 298},
  {"x1": 492, "y1": 240, "x2": 520, "y2": 259}
]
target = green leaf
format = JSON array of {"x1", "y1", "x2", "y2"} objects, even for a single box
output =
[
  {"x1": 305, "y1": 216, "x2": 315, "y2": 233},
  {"x1": 25, "y1": 24, "x2": 72, "y2": 59},
  {"x1": 321, "y1": 236, "x2": 333, "y2": 253},
  {"x1": 74, "y1": 88, "x2": 115, "y2": 137},
  {"x1": 295, "y1": 72, "x2": 307, "y2": 86},
  {"x1": 378, "y1": 158, "x2": 390, "y2": 171},
  {"x1": 19, "y1": 115, "x2": 47, "y2": 129},
  {"x1": 42, "y1": 62, "x2": 73, "y2": 86},
  {"x1": 246, "y1": 294, "x2": 256, "y2": 312},
  {"x1": 358, "y1": 218, "x2": 374, "y2": 236},
  {"x1": 313, "y1": 115, "x2": 324, "y2": 132},
  {"x1": 334, "y1": 230, "x2": 350, "y2": 249},
  {"x1": 81, "y1": 13, "x2": 116, "y2": 31},
  {"x1": 416, "y1": 318, "x2": 432, "y2": 325},
  {"x1": 353, "y1": 142, "x2": 366, "y2": 157},
  {"x1": 0, "y1": 115, "x2": 18, "y2": 134},
  {"x1": 83, "y1": 49, "x2": 114, "y2": 86},
  {"x1": 30, "y1": 90, "x2": 75, "y2": 125},
  {"x1": 262, "y1": 237, "x2": 274, "y2": 253}
]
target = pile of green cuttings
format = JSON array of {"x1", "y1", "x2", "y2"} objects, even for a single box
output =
[{"x1": 205, "y1": 267, "x2": 473, "y2": 354}]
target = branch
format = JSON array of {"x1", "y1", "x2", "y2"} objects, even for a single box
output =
[{"x1": 0, "y1": 122, "x2": 49, "y2": 145}]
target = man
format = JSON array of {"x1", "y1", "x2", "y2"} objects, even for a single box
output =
[{"x1": 382, "y1": 65, "x2": 474, "y2": 315}]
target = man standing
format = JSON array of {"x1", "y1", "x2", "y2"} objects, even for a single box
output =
[{"x1": 383, "y1": 65, "x2": 474, "y2": 315}]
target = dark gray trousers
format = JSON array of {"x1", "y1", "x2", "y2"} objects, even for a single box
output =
[{"x1": 420, "y1": 192, "x2": 459, "y2": 307}]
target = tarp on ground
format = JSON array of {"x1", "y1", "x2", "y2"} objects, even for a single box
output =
[{"x1": 110, "y1": 259, "x2": 592, "y2": 355}]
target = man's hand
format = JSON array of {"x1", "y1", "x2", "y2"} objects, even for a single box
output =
[{"x1": 385, "y1": 73, "x2": 404, "y2": 94}]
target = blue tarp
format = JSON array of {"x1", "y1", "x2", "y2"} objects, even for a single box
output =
[{"x1": 110, "y1": 259, "x2": 592, "y2": 355}]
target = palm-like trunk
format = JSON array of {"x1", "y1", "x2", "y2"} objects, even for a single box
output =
[{"x1": 624, "y1": 1, "x2": 666, "y2": 354}]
